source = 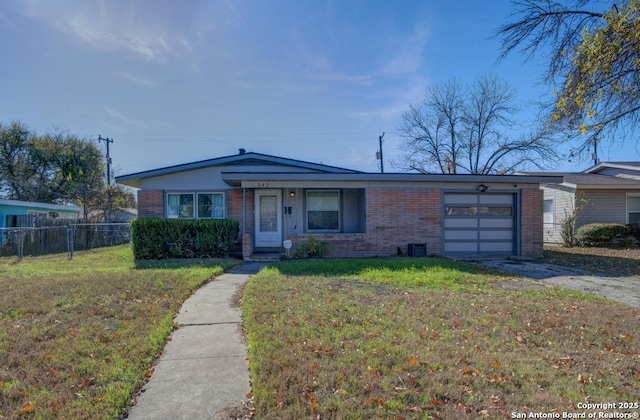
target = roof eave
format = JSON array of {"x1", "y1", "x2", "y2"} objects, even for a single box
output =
[{"x1": 220, "y1": 172, "x2": 564, "y2": 187}]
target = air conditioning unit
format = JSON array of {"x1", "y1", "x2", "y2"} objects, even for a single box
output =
[{"x1": 408, "y1": 243, "x2": 426, "y2": 257}]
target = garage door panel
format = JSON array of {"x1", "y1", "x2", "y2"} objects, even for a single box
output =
[
  {"x1": 444, "y1": 242, "x2": 478, "y2": 253},
  {"x1": 479, "y1": 194, "x2": 513, "y2": 205},
  {"x1": 444, "y1": 194, "x2": 478, "y2": 204},
  {"x1": 479, "y1": 242, "x2": 513, "y2": 253},
  {"x1": 443, "y1": 193, "x2": 515, "y2": 256},
  {"x1": 444, "y1": 219, "x2": 478, "y2": 228},
  {"x1": 479, "y1": 218, "x2": 513, "y2": 228},
  {"x1": 479, "y1": 230, "x2": 513, "y2": 240},
  {"x1": 445, "y1": 230, "x2": 478, "y2": 240}
]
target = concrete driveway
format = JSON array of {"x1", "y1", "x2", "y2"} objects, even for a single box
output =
[{"x1": 477, "y1": 259, "x2": 640, "y2": 308}]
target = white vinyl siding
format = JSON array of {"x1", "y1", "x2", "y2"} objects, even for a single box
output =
[
  {"x1": 542, "y1": 186, "x2": 576, "y2": 244},
  {"x1": 579, "y1": 190, "x2": 639, "y2": 225}
]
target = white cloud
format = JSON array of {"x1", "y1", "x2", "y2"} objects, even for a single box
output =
[
  {"x1": 118, "y1": 72, "x2": 158, "y2": 87},
  {"x1": 104, "y1": 106, "x2": 146, "y2": 127},
  {"x1": 19, "y1": 0, "x2": 192, "y2": 61}
]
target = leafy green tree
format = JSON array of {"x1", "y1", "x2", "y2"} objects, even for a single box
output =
[
  {"x1": 497, "y1": 0, "x2": 640, "y2": 156},
  {"x1": 0, "y1": 122, "x2": 109, "y2": 217},
  {"x1": 0, "y1": 121, "x2": 38, "y2": 200}
]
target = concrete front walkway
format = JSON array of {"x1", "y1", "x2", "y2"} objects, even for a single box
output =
[
  {"x1": 479, "y1": 259, "x2": 640, "y2": 308},
  {"x1": 126, "y1": 262, "x2": 267, "y2": 419}
]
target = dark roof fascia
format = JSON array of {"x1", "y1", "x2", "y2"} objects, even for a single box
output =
[
  {"x1": 220, "y1": 172, "x2": 564, "y2": 187},
  {"x1": 115, "y1": 152, "x2": 362, "y2": 186}
]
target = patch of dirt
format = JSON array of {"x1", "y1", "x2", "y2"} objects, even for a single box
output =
[
  {"x1": 489, "y1": 280, "x2": 548, "y2": 291},
  {"x1": 543, "y1": 246, "x2": 640, "y2": 277},
  {"x1": 545, "y1": 245, "x2": 640, "y2": 260},
  {"x1": 215, "y1": 398, "x2": 255, "y2": 419}
]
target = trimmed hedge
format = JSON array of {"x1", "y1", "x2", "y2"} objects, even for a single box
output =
[
  {"x1": 628, "y1": 223, "x2": 640, "y2": 241},
  {"x1": 131, "y1": 218, "x2": 239, "y2": 259},
  {"x1": 576, "y1": 223, "x2": 630, "y2": 247}
]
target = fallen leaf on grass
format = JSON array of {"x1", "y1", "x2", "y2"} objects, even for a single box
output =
[{"x1": 20, "y1": 402, "x2": 35, "y2": 413}]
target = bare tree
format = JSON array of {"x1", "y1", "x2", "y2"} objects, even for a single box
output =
[
  {"x1": 395, "y1": 75, "x2": 558, "y2": 174},
  {"x1": 497, "y1": 0, "x2": 640, "y2": 157},
  {"x1": 396, "y1": 79, "x2": 464, "y2": 174}
]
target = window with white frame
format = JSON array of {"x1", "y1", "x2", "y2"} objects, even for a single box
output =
[
  {"x1": 627, "y1": 194, "x2": 640, "y2": 224},
  {"x1": 307, "y1": 190, "x2": 340, "y2": 231},
  {"x1": 197, "y1": 193, "x2": 224, "y2": 219},
  {"x1": 543, "y1": 199, "x2": 554, "y2": 224},
  {"x1": 167, "y1": 192, "x2": 225, "y2": 219}
]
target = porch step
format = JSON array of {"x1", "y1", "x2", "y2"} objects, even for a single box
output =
[{"x1": 246, "y1": 253, "x2": 281, "y2": 262}]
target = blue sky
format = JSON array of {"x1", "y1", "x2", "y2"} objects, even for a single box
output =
[{"x1": 1, "y1": 0, "x2": 636, "y2": 177}]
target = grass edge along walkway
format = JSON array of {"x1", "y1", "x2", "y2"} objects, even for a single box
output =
[{"x1": 0, "y1": 245, "x2": 237, "y2": 419}]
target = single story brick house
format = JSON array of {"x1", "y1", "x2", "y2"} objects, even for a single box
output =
[
  {"x1": 519, "y1": 162, "x2": 640, "y2": 244},
  {"x1": 116, "y1": 150, "x2": 562, "y2": 260}
]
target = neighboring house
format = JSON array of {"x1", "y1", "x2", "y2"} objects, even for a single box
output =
[
  {"x1": 519, "y1": 162, "x2": 640, "y2": 244},
  {"x1": 116, "y1": 150, "x2": 562, "y2": 260},
  {"x1": 0, "y1": 199, "x2": 81, "y2": 228},
  {"x1": 87, "y1": 208, "x2": 138, "y2": 223}
]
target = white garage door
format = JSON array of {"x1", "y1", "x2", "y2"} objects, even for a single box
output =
[{"x1": 443, "y1": 193, "x2": 515, "y2": 255}]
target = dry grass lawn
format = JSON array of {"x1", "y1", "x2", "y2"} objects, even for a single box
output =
[
  {"x1": 0, "y1": 245, "x2": 235, "y2": 419},
  {"x1": 242, "y1": 258, "x2": 640, "y2": 419}
]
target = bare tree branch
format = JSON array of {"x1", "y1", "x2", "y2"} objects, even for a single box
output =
[{"x1": 394, "y1": 76, "x2": 559, "y2": 174}]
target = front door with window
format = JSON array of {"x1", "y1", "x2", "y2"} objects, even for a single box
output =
[{"x1": 254, "y1": 189, "x2": 282, "y2": 248}]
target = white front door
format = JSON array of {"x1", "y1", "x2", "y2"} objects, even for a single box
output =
[{"x1": 254, "y1": 189, "x2": 282, "y2": 248}]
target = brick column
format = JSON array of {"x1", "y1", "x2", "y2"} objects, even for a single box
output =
[
  {"x1": 138, "y1": 190, "x2": 164, "y2": 218},
  {"x1": 521, "y1": 189, "x2": 543, "y2": 258},
  {"x1": 242, "y1": 233, "x2": 253, "y2": 260}
]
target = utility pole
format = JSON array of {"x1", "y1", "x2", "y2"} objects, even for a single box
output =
[
  {"x1": 377, "y1": 132, "x2": 385, "y2": 173},
  {"x1": 98, "y1": 135, "x2": 113, "y2": 223}
]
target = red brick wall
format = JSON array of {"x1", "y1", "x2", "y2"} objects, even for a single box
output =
[
  {"x1": 285, "y1": 188, "x2": 443, "y2": 257},
  {"x1": 226, "y1": 189, "x2": 243, "y2": 233},
  {"x1": 138, "y1": 190, "x2": 163, "y2": 217},
  {"x1": 366, "y1": 188, "x2": 442, "y2": 255},
  {"x1": 521, "y1": 188, "x2": 543, "y2": 258}
]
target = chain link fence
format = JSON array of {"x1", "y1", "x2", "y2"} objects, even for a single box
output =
[{"x1": 0, "y1": 223, "x2": 131, "y2": 261}]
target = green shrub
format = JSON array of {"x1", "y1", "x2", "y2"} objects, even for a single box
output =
[
  {"x1": 576, "y1": 223, "x2": 630, "y2": 247},
  {"x1": 627, "y1": 223, "x2": 640, "y2": 241},
  {"x1": 291, "y1": 237, "x2": 332, "y2": 259},
  {"x1": 131, "y1": 218, "x2": 239, "y2": 259}
]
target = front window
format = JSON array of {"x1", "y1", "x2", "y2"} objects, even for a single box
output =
[
  {"x1": 167, "y1": 193, "x2": 194, "y2": 219},
  {"x1": 197, "y1": 193, "x2": 224, "y2": 219},
  {"x1": 628, "y1": 195, "x2": 640, "y2": 224},
  {"x1": 307, "y1": 190, "x2": 339, "y2": 231},
  {"x1": 168, "y1": 192, "x2": 225, "y2": 219}
]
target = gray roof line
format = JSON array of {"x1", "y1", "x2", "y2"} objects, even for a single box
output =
[
  {"x1": 583, "y1": 161, "x2": 640, "y2": 173},
  {"x1": 522, "y1": 171, "x2": 640, "y2": 188},
  {"x1": 115, "y1": 151, "x2": 362, "y2": 183}
]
